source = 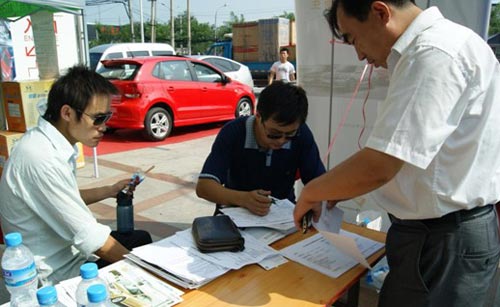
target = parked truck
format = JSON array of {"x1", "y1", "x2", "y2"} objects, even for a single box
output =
[{"x1": 205, "y1": 18, "x2": 296, "y2": 87}]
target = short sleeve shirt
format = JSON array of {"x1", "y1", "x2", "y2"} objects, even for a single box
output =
[
  {"x1": 365, "y1": 7, "x2": 500, "y2": 219},
  {"x1": 199, "y1": 116, "x2": 325, "y2": 202}
]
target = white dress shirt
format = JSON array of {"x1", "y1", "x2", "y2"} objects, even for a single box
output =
[
  {"x1": 366, "y1": 7, "x2": 500, "y2": 219},
  {"x1": 0, "y1": 117, "x2": 111, "y2": 284}
]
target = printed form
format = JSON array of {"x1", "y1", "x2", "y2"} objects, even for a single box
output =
[{"x1": 280, "y1": 205, "x2": 384, "y2": 278}]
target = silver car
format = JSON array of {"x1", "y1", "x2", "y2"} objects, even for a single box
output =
[{"x1": 190, "y1": 55, "x2": 254, "y2": 89}]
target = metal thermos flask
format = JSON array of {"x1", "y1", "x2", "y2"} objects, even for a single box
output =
[{"x1": 116, "y1": 191, "x2": 134, "y2": 234}]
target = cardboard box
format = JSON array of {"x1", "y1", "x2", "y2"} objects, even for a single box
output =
[
  {"x1": 258, "y1": 18, "x2": 290, "y2": 62},
  {"x1": 0, "y1": 130, "x2": 24, "y2": 177},
  {"x1": 289, "y1": 20, "x2": 296, "y2": 46},
  {"x1": 285, "y1": 45, "x2": 297, "y2": 62},
  {"x1": 232, "y1": 22, "x2": 260, "y2": 62},
  {"x1": 1, "y1": 79, "x2": 54, "y2": 132}
]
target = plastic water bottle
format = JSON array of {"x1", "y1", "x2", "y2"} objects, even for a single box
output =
[
  {"x1": 116, "y1": 191, "x2": 134, "y2": 234},
  {"x1": 1, "y1": 232, "x2": 38, "y2": 307},
  {"x1": 75, "y1": 263, "x2": 108, "y2": 307},
  {"x1": 87, "y1": 284, "x2": 112, "y2": 306},
  {"x1": 36, "y1": 285, "x2": 64, "y2": 306}
]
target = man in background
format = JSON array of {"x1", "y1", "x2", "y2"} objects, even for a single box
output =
[{"x1": 268, "y1": 47, "x2": 296, "y2": 85}]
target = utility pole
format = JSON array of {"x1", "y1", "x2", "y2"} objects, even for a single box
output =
[
  {"x1": 187, "y1": 0, "x2": 191, "y2": 55},
  {"x1": 150, "y1": 0, "x2": 157, "y2": 42},
  {"x1": 128, "y1": 0, "x2": 135, "y2": 42},
  {"x1": 170, "y1": 0, "x2": 175, "y2": 49},
  {"x1": 140, "y1": 0, "x2": 144, "y2": 42}
]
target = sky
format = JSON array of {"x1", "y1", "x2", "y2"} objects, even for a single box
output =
[{"x1": 84, "y1": 0, "x2": 295, "y2": 26}]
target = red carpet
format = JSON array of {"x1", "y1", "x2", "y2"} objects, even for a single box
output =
[{"x1": 83, "y1": 122, "x2": 223, "y2": 156}]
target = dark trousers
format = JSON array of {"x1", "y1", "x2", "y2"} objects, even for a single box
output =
[
  {"x1": 379, "y1": 205, "x2": 500, "y2": 307},
  {"x1": 94, "y1": 230, "x2": 152, "y2": 269}
]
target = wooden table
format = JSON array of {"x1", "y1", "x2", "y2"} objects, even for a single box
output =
[{"x1": 175, "y1": 222, "x2": 386, "y2": 307}]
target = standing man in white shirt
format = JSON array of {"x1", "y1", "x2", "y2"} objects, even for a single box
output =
[
  {"x1": 268, "y1": 47, "x2": 296, "y2": 85},
  {"x1": 0, "y1": 65, "x2": 152, "y2": 285},
  {"x1": 293, "y1": 1, "x2": 500, "y2": 306}
]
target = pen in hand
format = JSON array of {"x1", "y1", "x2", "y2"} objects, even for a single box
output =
[{"x1": 302, "y1": 210, "x2": 313, "y2": 234}]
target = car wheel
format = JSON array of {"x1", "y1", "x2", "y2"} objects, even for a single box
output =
[
  {"x1": 235, "y1": 98, "x2": 253, "y2": 117},
  {"x1": 144, "y1": 107, "x2": 172, "y2": 141}
]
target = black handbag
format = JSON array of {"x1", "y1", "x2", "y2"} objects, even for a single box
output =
[{"x1": 191, "y1": 215, "x2": 245, "y2": 253}]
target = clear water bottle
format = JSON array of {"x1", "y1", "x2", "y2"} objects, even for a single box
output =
[
  {"x1": 75, "y1": 263, "x2": 108, "y2": 307},
  {"x1": 116, "y1": 191, "x2": 134, "y2": 234},
  {"x1": 36, "y1": 285, "x2": 64, "y2": 306},
  {"x1": 87, "y1": 284, "x2": 112, "y2": 306},
  {"x1": 1, "y1": 232, "x2": 38, "y2": 307}
]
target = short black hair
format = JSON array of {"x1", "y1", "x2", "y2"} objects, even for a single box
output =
[
  {"x1": 325, "y1": 0, "x2": 415, "y2": 39},
  {"x1": 43, "y1": 65, "x2": 118, "y2": 123},
  {"x1": 279, "y1": 47, "x2": 289, "y2": 54},
  {"x1": 257, "y1": 81, "x2": 308, "y2": 125}
]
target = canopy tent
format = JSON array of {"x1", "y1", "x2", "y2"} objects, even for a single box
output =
[{"x1": 0, "y1": 0, "x2": 84, "y2": 20}]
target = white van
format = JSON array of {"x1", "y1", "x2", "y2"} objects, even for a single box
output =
[{"x1": 89, "y1": 43, "x2": 175, "y2": 71}]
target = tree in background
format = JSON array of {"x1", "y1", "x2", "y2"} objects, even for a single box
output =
[
  {"x1": 490, "y1": 3, "x2": 499, "y2": 35},
  {"x1": 88, "y1": 10, "x2": 296, "y2": 54}
]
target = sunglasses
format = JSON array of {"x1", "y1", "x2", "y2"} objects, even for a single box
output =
[
  {"x1": 77, "y1": 109, "x2": 113, "y2": 126},
  {"x1": 261, "y1": 121, "x2": 299, "y2": 140}
]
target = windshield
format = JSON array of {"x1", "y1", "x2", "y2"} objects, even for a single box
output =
[
  {"x1": 89, "y1": 52, "x2": 103, "y2": 71},
  {"x1": 97, "y1": 63, "x2": 140, "y2": 80}
]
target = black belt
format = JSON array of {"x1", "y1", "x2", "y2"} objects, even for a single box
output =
[{"x1": 390, "y1": 204, "x2": 494, "y2": 228}]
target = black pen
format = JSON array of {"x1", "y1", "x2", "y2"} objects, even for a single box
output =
[{"x1": 302, "y1": 210, "x2": 313, "y2": 234}]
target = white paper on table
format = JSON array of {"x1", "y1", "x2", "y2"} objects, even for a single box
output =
[
  {"x1": 280, "y1": 231, "x2": 384, "y2": 278},
  {"x1": 131, "y1": 235, "x2": 230, "y2": 283},
  {"x1": 319, "y1": 230, "x2": 372, "y2": 268},
  {"x1": 241, "y1": 227, "x2": 287, "y2": 245},
  {"x1": 312, "y1": 204, "x2": 344, "y2": 234},
  {"x1": 174, "y1": 229, "x2": 279, "y2": 270},
  {"x1": 221, "y1": 198, "x2": 295, "y2": 227},
  {"x1": 257, "y1": 253, "x2": 289, "y2": 270}
]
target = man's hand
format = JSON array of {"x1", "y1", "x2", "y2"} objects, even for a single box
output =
[
  {"x1": 241, "y1": 189, "x2": 274, "y2": 216},
  {"x1": 111, "y1": 178, "x2": 131, "y2": 197}
]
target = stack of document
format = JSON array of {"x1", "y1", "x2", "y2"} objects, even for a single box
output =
[
  {"x1": 126, "y1": 228, "x2": 280, "y2": 289},
  {"x1": 221, "y1": 198, "x2": 297, "y2": 244}
]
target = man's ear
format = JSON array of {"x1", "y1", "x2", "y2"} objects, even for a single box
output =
[
  {"x1": 60, "y1": 104, "x2": 74, "y2": 123},
  {"x1": 371, "y1": 1, "x2": 391, "y2": 25},
  {"x1": 255, "y1": 111, "x2": 262, "y2": 122}
]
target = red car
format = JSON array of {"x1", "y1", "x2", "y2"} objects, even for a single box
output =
[{"x1": 98, "y1": 56, "x2": 255, "y2": 141}]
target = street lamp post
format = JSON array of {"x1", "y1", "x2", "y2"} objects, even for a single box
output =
[{"x1": 214, "y1": 3, "x2": 227, "y2": 41}]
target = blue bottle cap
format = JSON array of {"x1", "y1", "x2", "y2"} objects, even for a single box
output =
[
  {"x1": 87, "y1": 284, "x2": 107, "y2": 303},
  {"x1": 4, "y1": 232, "x2": 22, "y2": 247},
  {"x1": 80, "y1": 262, "x2": 98, "y2": 279},
  {"x1": 37, "y1": 286, "x2": 58, "y2": 306}
]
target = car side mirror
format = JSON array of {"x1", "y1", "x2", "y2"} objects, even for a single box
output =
[{"x1": 220, "y1": 75, "x2": 231, "y2": 85}]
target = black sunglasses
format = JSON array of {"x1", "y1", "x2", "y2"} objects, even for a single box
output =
[
  {"x1": 261, "y1": 121, "x2": 299, "y2": 140},
  {"x1": 76, "y1": 109, "x2": 113, "y2": 126}
]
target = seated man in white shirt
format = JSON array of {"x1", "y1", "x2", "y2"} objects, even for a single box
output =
[{"x1": 0, "y1": 65, "x2": 152, "y2": 284}]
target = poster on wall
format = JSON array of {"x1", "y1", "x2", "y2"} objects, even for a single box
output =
[{"x1": 9, "y1": 12, "x2": 79, "y2": 80}]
